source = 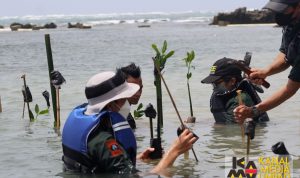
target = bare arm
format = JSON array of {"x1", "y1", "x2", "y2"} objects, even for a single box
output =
[
  {"x1": 150, "y1": 129, "x2": 198, "y2": 174},
  {"x1": 257, "y1": 79, "x2": 300, "y2": 112},
  {"x1": 264, "y1": 52, "x2": 290, "y2": 76},
  {"x1": 249, "y1": 52, "x2": 289, "y2": 82},
  {"x1": 234, "y1": 79, "x2": 300, "y2": 123}
]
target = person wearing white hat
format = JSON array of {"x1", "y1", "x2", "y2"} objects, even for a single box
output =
[
  {"x1": 234, "y1": 0, "x2": 300, "y2": 123},
  {"x1": 62, "y1": 69, "x2": 198, "y2": 175}
]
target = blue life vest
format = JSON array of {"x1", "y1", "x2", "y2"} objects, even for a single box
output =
[{"x1": 62, "y1": 103, "x2": 137, "y2": 167}]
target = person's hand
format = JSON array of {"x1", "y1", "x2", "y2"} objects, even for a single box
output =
[
  {"x1": 233, "y1": 105, "x2": 253, "y2": 124},
  {"x1": 248, "y1": 68, "x2": 268, "y2": 85},
  {"x1": 170, "y1": 129, "x2": 198, "y2": 156},
  {"x1": 137, "y1": 147, "x2": 155, "y2": 160}
]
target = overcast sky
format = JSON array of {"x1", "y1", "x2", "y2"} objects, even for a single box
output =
[{"x1": 1, "y1": 0, "x2": 267, "y2": 16}]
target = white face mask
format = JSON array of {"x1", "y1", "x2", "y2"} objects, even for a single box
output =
[{"x1": 118, "y1": 100, "x2": 131, "y2": 119}]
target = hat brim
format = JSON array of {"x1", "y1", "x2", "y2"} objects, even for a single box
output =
[
  {"x1": 85, "y1": 82, "x2": 139, "y2": 115},
  {"x1": 263, "y1": 1, "x2": 289, "y2": 13},
  {"x1": 201, "y1": 75, "x2": 222, "y2": 84}
]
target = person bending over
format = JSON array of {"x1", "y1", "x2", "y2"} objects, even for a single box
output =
[{"x1": 62, "y1": 69, "x2": 198, "y2": 175}]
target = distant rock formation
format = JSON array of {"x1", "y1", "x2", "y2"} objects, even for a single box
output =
[
  {"x1": 68, "y1": 22, "x2": 91, "y2": 29},
  {"x1": 0, "y1": 25, "x2": 4, "y2": 29},
  {"x1": 210, "y1": 7, "x2": 275, "y2": 26},
  {"x1": 10, "y1": 22, "x2": 57, "y2": 31},
  {"x1": 44, "y1": 23, "x2": 57, "y2": 29}
]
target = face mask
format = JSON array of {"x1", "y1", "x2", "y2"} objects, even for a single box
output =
[
  {"x1": 213, "y1": 83, "x2": 229, "y2": 94},
  {"x1": 275, "y1": 13, "x2": 293, "y2": 26},
  {"x1": 118, "y1": 100, "x2": 131, "y2": 119}
]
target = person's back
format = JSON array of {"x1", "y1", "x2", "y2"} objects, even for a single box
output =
[{"x1": 201, "y1": 57, "x2": 269, "y2": 124}]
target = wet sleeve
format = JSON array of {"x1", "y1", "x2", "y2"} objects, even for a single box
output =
[
  {"x1": 288, "y1": 56, "x2": 300, "y2": 82},
  {"x1": 279, "y1": 35, "x2": 286, "y2": 54},
  {"x1": 88, "y1": 133, "x2": 137, "y2": 174}
]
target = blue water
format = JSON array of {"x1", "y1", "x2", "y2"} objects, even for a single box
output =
[{"x1": 0, "y1": 13, "x2": 299, "y2": 177}]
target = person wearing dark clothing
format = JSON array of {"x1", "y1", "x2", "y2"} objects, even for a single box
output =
[
  {"x1": 234, "y1": 0, "x2": 300, "y2": 123},
  {"x1": 201, "y1": 58, "x2": 269, "y2": 124}
]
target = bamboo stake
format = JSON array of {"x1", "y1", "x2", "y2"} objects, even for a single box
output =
[
  {"x1": 247, "y1": 135, "x2": 250, "y2": 155},
  {"x1": 22, "y1": 102, "x2": 25, "y2": 118},
  {"x1": 236, "y1": 90, "x2": 245, "y2": 138},
  {"x1": 0, "y1": 95, "x2": 2, "y2": 113},
  {"x1": 152, "y1": 58, "x2": 198, "y2": 162},
  {"x1": 45, "y1": 34, "x2": 57, "y2": 128},
  {"x1": 55, "y1": 87, "x2": 60, "y2": 129}
]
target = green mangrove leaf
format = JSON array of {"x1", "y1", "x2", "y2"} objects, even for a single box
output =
[
  {"x1": 190, "y1": 50, "x2": 195, "y2": 60},
  {"x1": 39, "y1": 109, "x2": 49, "y2": 115},
  {"x1": 137, "y1": 103, "x2": 143, "y2": 111},
  {"x1": 164, "y1": 50, "x2": 174, "y2": 59},
  {"x1": 187, "y1": 73, "x2": 192, "y2": 79},
  {"x1": 161, "y1": 50, "x2": 175, "y2": 66},
  {"x1": 162, "y1": 40, "x2": 167, "y2": 54},
  {"x1": 35, "y1": 104, "x2": 39, "y2": 114},
  {"x1": 152, "y1": 44, "x2": 160, "y2": 56}
]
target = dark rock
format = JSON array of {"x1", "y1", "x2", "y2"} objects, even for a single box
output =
[
  {"x1": 10, "y1": 22, "x2": 23, "y2": 31},
  {"x1": 68, "y1": 22, "x2": 91, "y2": 29},
  {"x1": 22, "y1": 23, "x2": 34, "y2": 29},
  {"x1": 44, "y1": 22, "x2": 57, "y2": 29},
  {"x1": 0, "y1": 25, "x2": 4, "y2": 29},
  {"x1": 210, "y1": 7, "x2": 275, "y2": 26}
]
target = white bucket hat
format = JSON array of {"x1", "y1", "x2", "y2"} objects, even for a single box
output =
[{"x1": 85, "y1": 70, "x2": 139, "y2": 115}]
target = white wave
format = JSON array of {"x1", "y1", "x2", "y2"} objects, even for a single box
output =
[{"x1": 174, "y1": 17, "x2": 212, "y2": 23}]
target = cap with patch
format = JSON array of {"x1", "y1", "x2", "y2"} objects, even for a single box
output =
[{"x1": 201, "y1": 57, "x2": 241, "y2": 84}]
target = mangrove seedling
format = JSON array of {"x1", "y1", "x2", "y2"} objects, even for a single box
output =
[
  {"x1": 34, "y1": 104, "x2": 49, "y2": 120},
  {"x1": 133, "y1": 103, "x2": 144, "y2": 119},
  {"x1": 182, "y1": 51, "x2": 196, "y2": 119},
  {"x1": 152, "y1": 40, "x2": 174, "y2": 127}
]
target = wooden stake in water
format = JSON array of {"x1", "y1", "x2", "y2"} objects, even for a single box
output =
[
  {"x1": 0, "y1": 95, "x2": 2, "y2": 113},
  {"x1": 55, "y1": 87, "x2": 60, "y2": 129},
  {"x1": 45, "y1": 34, "x2": 57, "y2": 128},
  {"x1": 152, "y1": 58, "x2": 198, "y2": 162},
  {"x1": 236, "y1": 90, "x2": 245, "y2": 138}
]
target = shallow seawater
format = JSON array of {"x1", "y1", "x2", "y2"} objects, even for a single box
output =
[{"x1": 0, "y1": 22, "x2": 299, "y2": 177}]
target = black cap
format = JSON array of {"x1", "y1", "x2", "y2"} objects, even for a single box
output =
[
  {"x1": 201, "y1": 57, "x2": 241, "y2": 84},
  {"x1": 263, "y1": 0, "x2": 300, "y2": 13}
]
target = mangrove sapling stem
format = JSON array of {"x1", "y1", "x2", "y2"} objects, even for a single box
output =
[
  {"x1": 45, "y1": 34, "x2": 57, "y2": 127},
  {"x1": 155, "y1": 72, "x2": 163, "y2": 129},
  {"x1": 187, "y1": 81, "x2": 193, "y2": 117},
  {"x1": 153, "y1": 58, "x2": 199, "y2": 162},
  {"x1": 22, "y1": 101, "x2": 25, "y2": 118},
  {"x1": 183, "y1": 51, "x2": 195, "y2": 118}
]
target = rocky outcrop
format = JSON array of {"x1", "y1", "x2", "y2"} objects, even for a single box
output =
[
  {"x1": 44, "y1": 22, "x2": 57, "y2": 29},
  {"x1": 0, "y1": 25, "x2": 4, "y2": 29},
  {"x1": 10, "y1": 22, "x2": 57, "y2": 31},
  {"x1": 210, "y1": 7, "x2": 275, "y2": 26},
  {"x1": 68, "y1": 22, "x2": 91, "y2": 29}
]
